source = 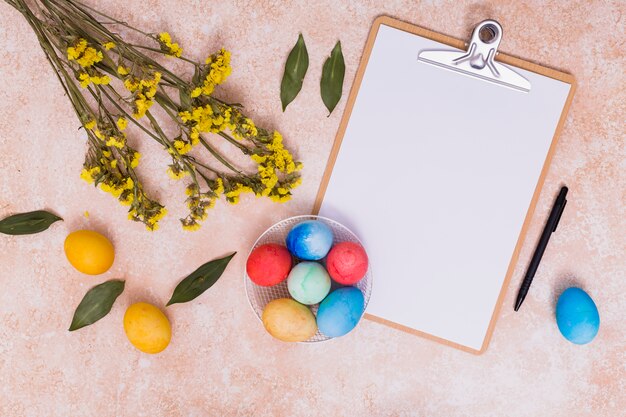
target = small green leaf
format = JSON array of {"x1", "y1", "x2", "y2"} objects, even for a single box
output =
[
  {"x1": 0, "y1": 210, "x2": 62, "y2": 235},
  {"x1": 167, "y1": 252, "x2": 236, "y2": 306},
  {"x1": 179, "y1": 89, "x2": 191, "y2": 109},
  {"x1": 320, "y1": 41, "x2": 346, "y2": 115},
  {"x1": 69, "y1": 280, "x2": 125, "y2": 331},
  {"x1": 192, "y1": 65, "x2": 201, "y2": 85},
  {"x1": 280, "y1": 34, "x2": 309, "y2": 111}
]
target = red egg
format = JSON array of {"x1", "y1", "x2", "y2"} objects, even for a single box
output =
[
  {"x1": 326, "y1": 242, "x2": 369, "y2": 285},
  {"x1": 247, "y1": 244, "x2": 293, "y2": 286}
]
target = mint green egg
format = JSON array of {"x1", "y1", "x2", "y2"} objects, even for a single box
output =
[{"x1": 287, "y1": 262, "x2": 331, "y2": 305}]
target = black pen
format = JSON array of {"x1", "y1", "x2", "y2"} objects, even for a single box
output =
[{"x1": 514, "y1": 186, "x2": 568, "y2": 311}]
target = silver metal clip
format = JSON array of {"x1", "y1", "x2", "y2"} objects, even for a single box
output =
[{"x1": 418, "y1": 20, "x2": 531, "y2": 92}]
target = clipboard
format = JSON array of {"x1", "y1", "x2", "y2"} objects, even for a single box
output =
[{"x1": 313, "y1": 16, "x2": 576, "y2": 354}]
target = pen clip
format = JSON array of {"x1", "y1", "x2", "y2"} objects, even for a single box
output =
[{"x1": 552, "y1": 199, "x2": 567, "y2": 232}]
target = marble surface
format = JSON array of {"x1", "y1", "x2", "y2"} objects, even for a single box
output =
[{"x1": 0, "y1": 0, "x2": 624, "y2": 416}]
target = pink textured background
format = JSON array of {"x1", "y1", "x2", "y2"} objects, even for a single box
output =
[{"x1": 0, "y1": 0, "x2": 624, "y2": 416}]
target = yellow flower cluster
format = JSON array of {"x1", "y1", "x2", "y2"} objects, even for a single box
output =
[
  {"x1": 267, "y1": 132, "x2": 298, "y2": 173},
  {"x1": 100, "y1": 176, "x2": 134, "y2": 198},
  {"x1": 67, "y1": 39, "x2": 111, "y2": 89},
  {"x1": 186, "y1": 194, "x2": 215, "y2": 221},
  {"x1": 85, "y1": 119, "x2": 127, "y2": 149},
  {"x1": 252, "y1": 131, "x2": 300, "y2": 197},
  {"x1": 84, "y1": 119, "x2": 96, "y2": 130},
  {"x1": 223, "y1": 182, "x2": 252, "y2": 205},
  {"x1": 230, "y1": 110, "x2": 258, "y2": 140},
  {"x1": 179, "y1": 104, "x2": 234, "y2": 138},
  {"x1": 173, "y1": 138, "x2": 193, "y2": 155},
  {"x1": 176, "y1": 104, "x2": 236, "y2": 157},
  {"x1": 157, "y1": 32, "x2": 183, "y2": 58},
  {"x1": 128, "y1": 150, "x2": 141, "y2": 168},
  {"x1": 129, "y1": 204, "x2": 168, "y2": 231},
  {"x1": 81, "y1": 157, "x2": 133, "y2": 201},
  {"x1": 117, "y1": 117, "x2": 128, "y2": 131},
  {"x1": 123, "y1": 72, "x2": 161, "y2": 119},
  {"x1": 60, "y1": 27, "x2": 303, "y2": 231},
  {"x1": 212, "y1": 177, "x2": 225, "y2": 195},
  {"x1": 67, "y1": 39, "x2": 103, "y2": 68},
  {"x1": 190, "y1": 49, "x2": 232, "y2": 97},
  {"x1": 82, "y1": 145, "x2": 164, "y2": 230},
  {"x1": 181, "y1": 178, "x2": 224, "y2": 230},
  {"x1": 80, "y1": 166, "x2": 101, "y2": 184},
  {"x1": 175, "y1": 111, "x2": 302, "y2": 213},
  {"x1": 270, "y1": 176, "x2": 303, "y2": 203},
  {"x1": 167, "y1": 164, "x2": 189, "y2": 180},
  {"x1": 185, "y1": 183, "x2": 199, "y2": 196},
  {"x1": 98, "y1": 148, "x2": 141, "y2": 172},
  {"x1": 78, "y1": 72, "x2": 110, "y2": 88},
  {"x1": 181, "y1": 219, "x2": 201, "y2": 231},
  {"x1": 104, "y1": 134, "x2": 126, "y2": 149}
]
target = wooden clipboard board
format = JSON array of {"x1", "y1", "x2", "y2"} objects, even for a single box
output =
[{"x1": 312, "y1": 16, "x2": 576, "y2": 354}]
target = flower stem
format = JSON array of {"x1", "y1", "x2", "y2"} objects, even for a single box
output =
[
  {"x1": 198, "y1": 136, "x2": 243, "y2": 175},
  {"x1": 129, "y1": 44, "x2": 198, "y2": 65},
  {"x1": 218, "y1": 132, "x2": 251, "y2": 155},
  {"x1": 185, "y1": 157, "x2": 219, "y2": 175}
]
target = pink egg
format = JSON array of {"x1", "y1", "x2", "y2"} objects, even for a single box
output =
[
  {"x1": 326, "y1": 242, "x2": 368, "y2": 285},
  {"x1": 247, "y1": 244, "x2": 292, "y2": 286}
]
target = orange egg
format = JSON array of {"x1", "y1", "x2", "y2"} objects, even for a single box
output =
[
  {"x1": 124, "y1": 302, "x2": 171, "y2": 354},
  {"x1": 64, "y1": 230, "x2": 115, "y2": 275},
  {"x1": 262, "y1": 298, "x2": 317, "y2": 342}
]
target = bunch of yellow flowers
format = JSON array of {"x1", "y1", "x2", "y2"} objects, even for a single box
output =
[{"x1": 7, "y1": 0, "x2": 303, "y2": 231}]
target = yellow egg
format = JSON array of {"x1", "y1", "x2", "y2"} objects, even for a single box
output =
[
  {"x1": 262, "y1": 298, "x2": 317, "y2": 342},
  {"x1": 64, "y1": 230, "x2": 115, "y2": 275},
  {"x1": 123, "y1": 302, "x2": 171, "y2": 354}
]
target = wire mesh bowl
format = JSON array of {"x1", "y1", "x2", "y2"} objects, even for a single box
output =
[{"x1": 245, "y1": 215, "x2": 373, "y2": 342}]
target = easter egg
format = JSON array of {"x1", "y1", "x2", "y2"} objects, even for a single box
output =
[
  {"x1": 123, "y1": 302, "x2": 171, "y2": 354},
  {"x1": 286, "y1": 220, "x2": 334, "y2": 260},
  {"x1": 262, "y1": 298, "x2": 317, "y2": 342},
  {"x1": 64, "y1": 230, "x2": 115, "y2": 275},
  {"x1": 317, "y1": 287, "x2": 365, "y2": 338},
  {"x1": 555, "y1": 287, "x2": 600, "y2": 345},
  {"x1": 247, "y1": 244, "x2": 292, "y2": 286},
  {"x1": 287, "y1": 262, "x2": 331, "y2": 305},
  {"x1": 326, "y1": 242, "x2": 369, "y2": 285}
]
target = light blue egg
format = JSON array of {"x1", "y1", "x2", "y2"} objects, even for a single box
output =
[
  {"x1": 556, "y1": 287, "x2": 600, "y2": 345},
  {"x1": 286, "y1": 220, "x2": 334, "y2": 261},
  {"x1": 287, "y1": 262, "x2": 331, "y2": 305},
  {"x1": 317, "y1": 287, "x2": 365, "y2": 338}
]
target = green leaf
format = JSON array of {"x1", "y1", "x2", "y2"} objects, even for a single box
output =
[
  {"x1": 0, "y1": 210, "x2": 62, "y2": 235},
  {"x1": 167, "y1": 252, "x2": 236, "y2": 306},
  {"x1": 320, "y1": 41, "x2": 346, "y2": 115},
  {"x1": 192, "y1": 65, "x2": 201, "y2": 85},
  {"x1": 69, "y1": 280, "x2": 125, "y2": 331},
  {"x1": 179, "y1": 89, "x2": 191, "y2": 110},
  {"x1": 280, "y1": 34, "x2": 309, "y2": 111}
]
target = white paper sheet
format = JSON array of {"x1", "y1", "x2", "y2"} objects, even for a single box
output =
[{"x1": 318, "y1": 24, "x2": 571, "y2": 351}]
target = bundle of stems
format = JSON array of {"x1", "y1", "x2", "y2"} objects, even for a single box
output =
[{"x1": 5, "y1": 0, "x2": 302, "y2": 231}]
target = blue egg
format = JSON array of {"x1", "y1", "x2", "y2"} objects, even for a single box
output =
[
  {"x1": 317, "y1": 287, "x2": 365, "y2": 338},
  {"x1": 286, "y1": 220, "x2": 334, "y2": 260},
  {"x1": 555, "y1": 287, "x2": 600, "y2": 345}
]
